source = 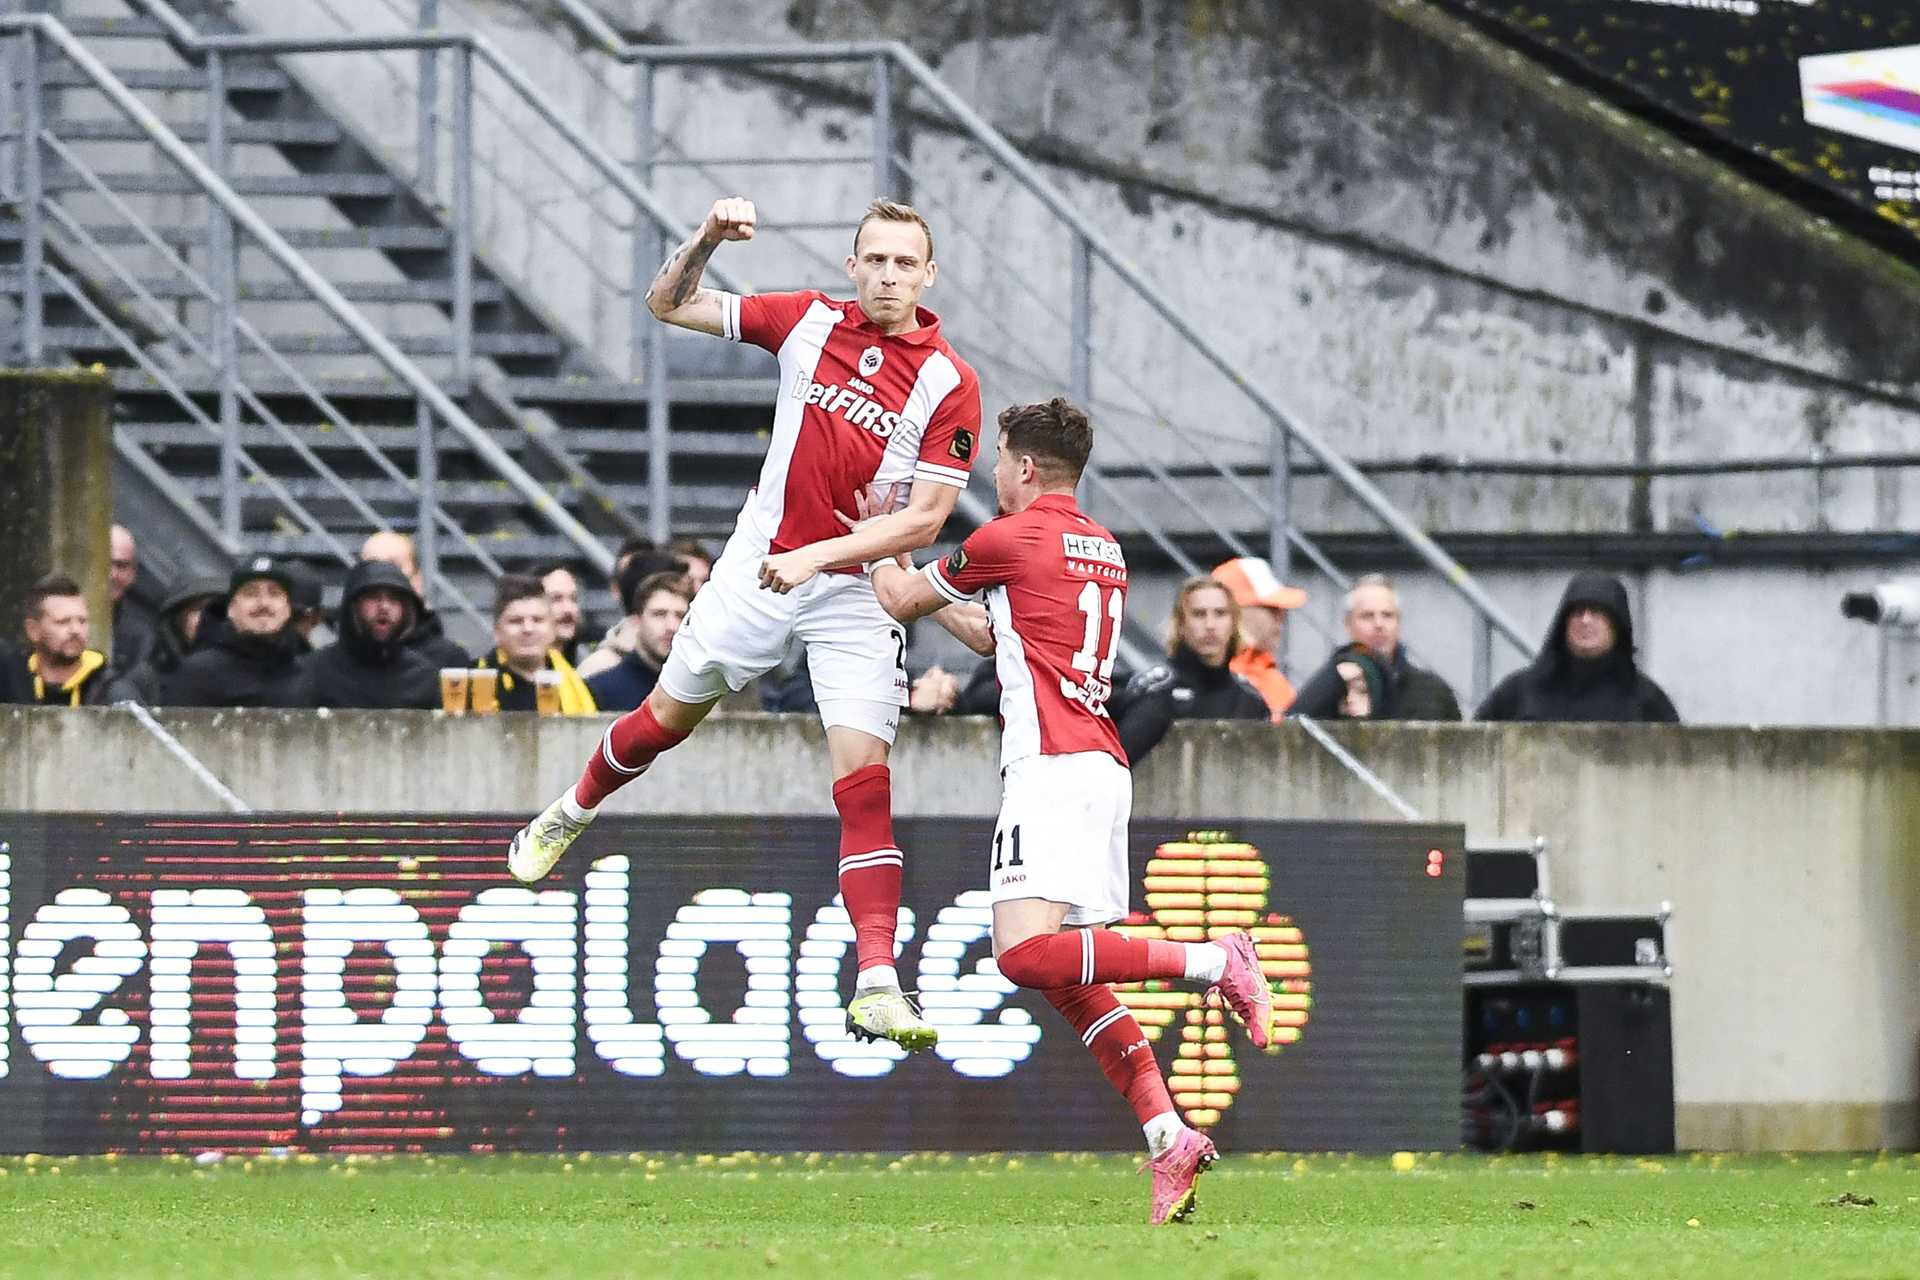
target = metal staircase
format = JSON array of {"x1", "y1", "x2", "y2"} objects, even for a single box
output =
[
  {"x1": 4, "y1": 0, "x2": 1535, "y2": 692},
  {"x1": 0, "y1": 0, "x2": 790, "y2": 647}
]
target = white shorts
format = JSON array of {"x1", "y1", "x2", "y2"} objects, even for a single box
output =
[
  {"x1": 658, "y1": 512, "x2": 909, "y2": 743},
  {"x1": 989, "y1": 751, "x2": 1133, "y2": 927}
]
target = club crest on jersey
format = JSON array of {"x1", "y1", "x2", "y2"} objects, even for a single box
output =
[{"x1": 859, "y1": 345, "x2": 884, "y2": 377}]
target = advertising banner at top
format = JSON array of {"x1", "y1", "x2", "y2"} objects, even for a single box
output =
[{"x1": 1442, "y1": 0, "x2": 1920, "y2": 246}]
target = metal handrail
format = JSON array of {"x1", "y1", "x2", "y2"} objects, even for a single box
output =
[
  {"x1": 538, "y1": 1, "x2": 1536, "y2": 664},
  {"x1": 8, "y1": 11, "x2": 617, "y2": 584}
]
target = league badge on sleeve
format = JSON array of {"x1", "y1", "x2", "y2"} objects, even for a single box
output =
[{"x1": 949, "y1": 428, "x2": 976, "y2": 463}]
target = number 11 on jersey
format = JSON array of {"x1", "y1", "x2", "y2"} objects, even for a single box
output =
[{"x1": 1063, "y1": 582, "x2": 1123, "y2": 714}]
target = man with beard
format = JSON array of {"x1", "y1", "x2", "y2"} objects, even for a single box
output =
[
  {"x1": 164, "y1": 557, "x2": 310, "y2": 708},
  {"x1": 105, "y1": 576, "x2": 228, "y2": 705},
  {"x1": 1477, "y1": 572, "x2": 1680, "y2": 723},
  {"x1": 2, "y1": 575, "x2": 113, "y2": 706},
  {"x1": 359, "y1": 530, "x2": 470, "y2": 670},
  {"x1": 304, "y1": 560, "x2": 441, "y2": 710},
  {"x1": 538, "y1": 562, "x2": 587, "y2": 665}
]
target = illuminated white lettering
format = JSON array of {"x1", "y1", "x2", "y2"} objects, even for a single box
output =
[
  {"x1": 797, "y1": 898, "x2": 916, "y2": 1077},
  {"x1": 660, "y1": 889, "x2": 792, "y2": 1077},
  {"x1": 299, "y1": 888, "x2": 435, "y2": 1126},
  {"x1": 14, "y1": 889, "x2": 144, "y2": 1080},
  {"x1": 582, "y1": 855, "x2": 666, "y2": 1077},
  {"x1": 439, "y1": 887, "x2": 578, "y2": 1078},
  {"x1": 919, "y1": 891, "x2": 1041, "y2": 1078},
  {"x1": 148, "y1": 889, "x2": 275, "y2": 1081}
]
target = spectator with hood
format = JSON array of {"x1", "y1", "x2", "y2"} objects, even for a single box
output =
[
  {"x1": 164, "y1": 556, "x2": 310, "y2": 708},
  {"x1": 1115, "y1": 575, "x2": 1269, "y2": 765},
  {"x1": 105, "y1": 575, "x2": 227, "y2": 705},
  {"x1": 1477, "y1": 572, "x2": 1680, "y2": 723},
  {"x1": 470, "y1": 574, "x2": 598, "y2": 714},
  {"x1": 359, "y1": 530, "x2": 469, "y2": 670},
  {"x1": 304, "y1": 559, "x2": 440, "y2": 709}
]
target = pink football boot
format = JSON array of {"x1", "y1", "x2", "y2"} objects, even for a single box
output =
[
  {"x1": 1210, "y1": 931, "x2": 1274, "y2": 1049},
  {"x1": 1146, "y1": 1127, "x2": 1219, "y2": 1225}
]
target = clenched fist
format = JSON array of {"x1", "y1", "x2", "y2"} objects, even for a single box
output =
[{"x1": 704, "y1": 197, "x2": 757, "y2": 243}]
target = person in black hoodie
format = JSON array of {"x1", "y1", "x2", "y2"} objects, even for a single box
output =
[
  {"x1": 359, "y1": 530, "x2": 470, "y2": 670},
  {"x1": 1476, "y1": 572, "x2": 1679, "y2": 723},
  {"x1": 304, "y1": 559, "x2": 441, "y2": 710},
  {"x1": 103, "y1": 575, "x2": 228, "y2": 705},
  {"x1": 164, "y1": 557, "x2": 310, "y2": 708},
  {"x1": 1116, "y1": 575, "x2": 1269, "y2": 764}
]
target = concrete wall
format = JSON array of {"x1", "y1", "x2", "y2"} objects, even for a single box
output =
[{"x1": 7, "y1": 706, "x2": 1919, "y2": 1151}]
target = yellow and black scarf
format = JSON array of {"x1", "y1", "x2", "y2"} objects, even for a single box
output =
[{"x1": 28, "y1": 649, "x2": 107, "y2": 706}]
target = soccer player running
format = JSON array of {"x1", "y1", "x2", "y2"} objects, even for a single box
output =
[
  {"x1": 507, "y1": 196, "x2": 985, "y2": 1052},
  {"x1": 860, "y1": 398, "x2": 1274, "y2": 1225}
]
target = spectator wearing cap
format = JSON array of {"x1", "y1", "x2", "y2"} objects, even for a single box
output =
[
  {"x1": 1115, "y1": 575, "x2": 1270, "y2": 765},
  {"x1": 304, "y1": 560, "x2": 440, "y2": 709},
  {"x1": 163, "y1": 556, "x2": 311, "y2": 708},
  {"x1": 1477, "y1": 572, "x2": 1679, "y2": 723},
  {"x1": 583, "y1": 571, "x2": 690, "y2": 712},
  {"x1": 103, "y1": 575, "x2": 227, "y2": 705},
  {"x1": 1, "y1": 574, "x2": 113, "y2": 706},
  {"x1": 470, "y1": 574, "x2": 598, "y2": 714},
  {"x1": 1289, "y1": 574, "x2": 1462, "y2": 722},
  {"x1": 359, "y1": 530, "x2": 470, "y2": 670},
  {"x1": 1213, "y1": 556, "x2": 1306, "y2": 718},
  {"x1": 108, "y1": 523, "x2": 157, "y2": 673}
]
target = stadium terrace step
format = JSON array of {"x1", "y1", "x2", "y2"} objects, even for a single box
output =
[
  {"x1": 56, "y1": 16, "x2": 175, "y2": 39},
  {"x1": 40, "y1": 326, "x2": 561, "y2": 359},
  {"x1": 177, "y1": 474, "x2": 749, "y2": 512},
  {"x1": 90, "y1": 277, "x2": 511, "y2": 305},
  {"x1": 0, "y1": 219, "x2": 453, "y2": 252},
  {"x1": 502, "y1": 376, "x2": 782, "y2": 407},
  {"x1": 51, "y1": 117, "x2": 346, "y2": 146},
  {"x1": 122, "y1": 420, "x2": 768, "y2": 460},
  {"x1": 44, "y1": 170, "x2": 403, "y2": 199},
  {"x1": 41, "y1": 64, "x2": 291, "y2": 93}
]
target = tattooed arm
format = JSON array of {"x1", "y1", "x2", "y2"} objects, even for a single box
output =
[{"x1": 645, "y1": 196, "x2": 755, "y2": 335}]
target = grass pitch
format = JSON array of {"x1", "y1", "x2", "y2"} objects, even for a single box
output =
[{"x1": 1, "y1": 1150, "x2": 1917, "y2": 1279}]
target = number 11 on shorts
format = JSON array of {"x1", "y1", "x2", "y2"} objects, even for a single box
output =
[{"x1": 993, "y1": 824, "x2": 1024, "y2": 872}]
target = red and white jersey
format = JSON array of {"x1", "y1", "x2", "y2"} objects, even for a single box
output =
[
  {"x1": 924, "y1": 493, "x2": 1128, "y2": 769},
  {"x1": 719, "y1": 290, "x2": 981, "y2": 567}
]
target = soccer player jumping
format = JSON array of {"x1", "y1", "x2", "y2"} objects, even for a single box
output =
[
  {"x1": 507, "y1": 196, "x2": 985, "y2": 1052},
  {"x1": 861, "y1": 399, "x2": 1275, "y2": 1225}
]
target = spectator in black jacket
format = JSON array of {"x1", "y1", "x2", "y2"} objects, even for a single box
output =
[
  {"x1": 164, "y1": 556, "x2": 310, "y2": 708},
  {"x1": 285, "y1": 560, "x2": 327, "y2": 650},
  {"x1": 105, "y1": 576, "x2": 227, "y2": 705},
  {"x1": 304, "y1": 560, "x2": 440, "y2": 710},
  {"x1": 1115, "y1": 576, "x2": 1269, "y2": 764},
  {"x1": 108, "y1": 524, "x2": 157, "y2": 673},
  {"x1": 584, "y1": 571, "x2": 691, "y2": 712},
  {"x1": 2, "y1": 575, "x2": 114, "y2": 707},
  {"x1": 1477, "y1": 572, "x2": 1679, "y2": 724},
  {"x1": 359, "y1": 530, "x2": 469, "y2": 670},
  {"x1": 1290, "y1": 574, "x2": 1462, "y2": 722}
]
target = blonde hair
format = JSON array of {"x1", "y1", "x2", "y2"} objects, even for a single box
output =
[
  {"x1": 1165, "y1": 575, "x2": 1242, "y2": 659},
  {"x1": 853, "y1": 199, "x2": 934, "y2": 261}
]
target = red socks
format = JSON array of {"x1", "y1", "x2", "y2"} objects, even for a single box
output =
[
  {"x1": 1046, "y1": 984, "x2": 1175, "y2": 1126},
  {"x1": 833, "y1": 763, "x2": 903, "y2": 976},
  {"x1": 996, "y1": 929, "x2": 1188, "y2": 990},
  {"x1": 573, "y1": 701, "x2": 690, "y2": 811}
]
